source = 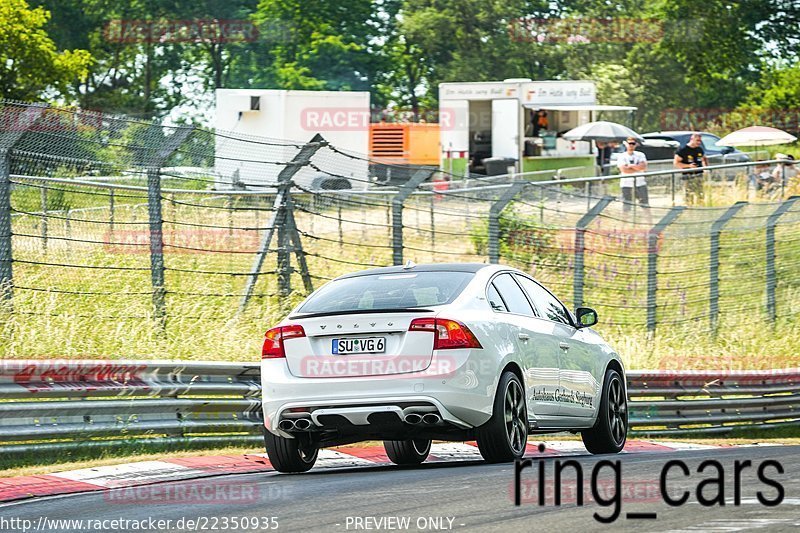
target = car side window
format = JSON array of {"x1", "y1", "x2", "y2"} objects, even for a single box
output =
[
  {"x1": 491, "y1": 274, "x2": 534, "y2": 316},
  {"x1": 486, "y1": 283, "x2": 508, "y2": 312},
  {"x1": 701, "y1": 134, "x2": 722, "y2": 152},
  {"x1": 514, "y1": 275, "x2": 571, "y2": 325}
]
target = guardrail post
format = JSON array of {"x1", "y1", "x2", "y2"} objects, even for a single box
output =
[
  {"x1": 145, "y1": 126, "x2": 193, "y2": 327},
  {"x1": 573, "y1": 196, "x2": 613, "y2": 307},
  {"x1": 766, "y1": 196, "x2": 799, "y2": 323},
  {"x1": 239, "y1": 135, "x2": 326, "y2": 313},
  {"x1": 646, "y1": 206, "x2": 685, "y2": 334},
  {"x1": 709, "y1": 201, "x2": 747, "y2": 331},
  {"x1": 488, "y1": 181, "x2": 527, "y2": 264},
  {"x1": 392, "y1": 169, "x2": 434, "y2": 265},
  {"x1": 0, "y1": 103, "x2": 46, "y2": 307}
]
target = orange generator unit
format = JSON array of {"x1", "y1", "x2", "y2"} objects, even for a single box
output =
[{"x1": 368, "y1": 123, "x2": 440, "y2": 184}]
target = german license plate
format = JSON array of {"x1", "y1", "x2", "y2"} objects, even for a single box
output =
[{"x1": 332, "y1": 337, "x2": 386, "y2": 355}]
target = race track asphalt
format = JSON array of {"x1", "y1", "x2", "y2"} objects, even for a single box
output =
[{"x1": 2, "y1": 445, "x2": 798, "y2": 532}]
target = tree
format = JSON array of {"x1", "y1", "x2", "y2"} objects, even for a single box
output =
[
  {"x1": 0, "y1": 0, "x2": 91, "y2": 101},
  {"x1": 251, "y1": 0, "x2": 378, "y2": 92},
  {"x1": 398, "y1": 0, "x2": 566, "y2": 106}
]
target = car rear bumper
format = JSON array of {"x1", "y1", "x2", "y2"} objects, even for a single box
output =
[{"x1": 261, "y1": 350, "x2": 497, "y2": 436}]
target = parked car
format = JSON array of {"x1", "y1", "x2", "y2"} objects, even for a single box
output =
[
  {"x1": 260, "y1": 263, "x2": 628, "y2": 472},
  {"x1": 640, "y1": 131, "x2": 751, "y2": 163}
]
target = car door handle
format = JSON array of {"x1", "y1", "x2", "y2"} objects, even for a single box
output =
[
  {"x1": 559, "y1": 342, "x2": 570, "y2": 350},
  {"x1": 518, "y1": 333, "x2": 530, "y2": 341}
]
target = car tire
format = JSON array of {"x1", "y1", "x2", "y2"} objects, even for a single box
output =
[
  {"x1": 383, "y1": 439, "x2": 431, "y2": 465},
  {"x1": 264, "y1": 429, "x2": 318, "y2": 473},
  {"x1": 476, "y1": 371, "x2": 528, "y2": 463},
  {"x1": 581, "y1": 368, "x2": 627, "y2": 454}
]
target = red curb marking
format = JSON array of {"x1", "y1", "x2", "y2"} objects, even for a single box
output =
[
  {"x1": 333, "y1": 447, "x2": 389, "y2": 464},
  {"x1": 0, "y1": 475, "x2": 102, "y2": 502},
  {"x1": 622, "y1": 441, "x2": 679, "y2": 453},
  {"x1": 163, "y1": 455, "x2": 272, "y2": 474}
]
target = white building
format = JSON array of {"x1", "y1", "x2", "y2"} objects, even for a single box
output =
[{"x1": 214, "y1": 89, "x2": 370, "y2": 189}]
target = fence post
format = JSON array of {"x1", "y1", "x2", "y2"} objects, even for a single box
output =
[
  {"x1": 488, "y1": 181, "x2": 527, "y2": 264},
  {"x1": 392, "y1": 169, "x2": 434, "y2": 266},
  {"x1": 0, "y1": 103, "x2": 46, "y2": 306},
  {"x1": 0, "y1": 151, "x2": 13, "y2": 305},
  {"x1": 109, "y1": 189, "x2": 115, "y2": 233},
  {"x1": 40, "y1": 186, "x2": 48, "y2": 253},
  {"x1": 709, "y1": 201, "x2": 747, "y2": 331},
  {"x1": 145, "y1": 126, "x2": 193, "y2": 327},
  {"x1": 646, "y1": 206, "x2": 685, "y2": 334},
  {"x1": 430, "y1": 192, "x2": 435, "y2": 253},
  {"x1": 338, "y1": 203, "x2": 343, "y2": 250},
  {"x1": 239, "y1": 135, "x2": 326, "y2": 313},
  {"x1": 276, "y1": 202, "x2": 291, "y2": 297},
  {"x1": 766, "y1": 196, "x2": 799, "y2": 323},
  {"x1": 573, "y1": 196, "x2": 614, "y2": 308},
  {"x1": 284, "y1": 193, "x2": 314, "y2": 294}
]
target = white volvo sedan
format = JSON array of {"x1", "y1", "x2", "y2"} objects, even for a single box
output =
[{"x1": 260, "y1": 263, "x2": 627, "y2": 472}]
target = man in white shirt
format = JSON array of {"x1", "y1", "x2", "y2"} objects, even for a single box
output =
[{"x1": 617, "y1": 136, "x2": 648, "y2": 211}]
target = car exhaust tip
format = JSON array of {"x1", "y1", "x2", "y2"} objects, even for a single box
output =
[
  {"x1": 404, "y1": 413, "x2": 423, "y2": 425},
  {"x1": 294, "y1": 418, "x2": 312, "y2": 431},
  {"x1": 422, "y1": 413, "x2": 442, "y2": 425},
  {"x1": 278, "y1": 419, "x2": 296, "y2": 431}
]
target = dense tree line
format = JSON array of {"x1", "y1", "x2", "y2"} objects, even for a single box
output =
[{"x1": 2, "y1": 0, "x2": 798, "y2": 132}]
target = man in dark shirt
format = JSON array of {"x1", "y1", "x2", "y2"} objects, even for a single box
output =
[{"x1": 674, "y1": 133, "x2": 709, "y2": 205}]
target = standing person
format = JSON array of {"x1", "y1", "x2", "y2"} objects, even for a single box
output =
[
  {"x1": 674, "y1": 133, "x2": 708, "y2": 205},
  {"x1": 617, "y1": 137, "x2": 648, "y2": 211},
  {"x1": 532, "y1": 110, "x2": 549, "y2": 137},
  {"x1": 772, "y1": 153, "x2": 798, "y2": 188},
  {"x1": 596, "y1": 141, "x2": 613, "y2": 176}
]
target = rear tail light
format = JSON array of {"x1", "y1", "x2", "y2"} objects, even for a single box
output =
[
  {"x1": 408, "y1": 318, "x2": 482, "y2": 350},
  {"x1": 262, "y1": 324, "x2": 306, "y2": 359}
]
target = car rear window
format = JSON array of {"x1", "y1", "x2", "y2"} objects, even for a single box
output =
[{"x1": 296, "y1": 271, "x2": 474, "y2": 314}]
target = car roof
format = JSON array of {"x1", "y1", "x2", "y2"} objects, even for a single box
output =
[
  {"x1": 336, "y1": 263, "x2": 492, "y2": 279},
  {"x1": 642, "y1": 131, "x2": 716, "y2": 137}
]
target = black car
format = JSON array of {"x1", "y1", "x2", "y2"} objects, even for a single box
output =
[{"x1": 640, "y1": 131, "x2": 751, "y2": 163}]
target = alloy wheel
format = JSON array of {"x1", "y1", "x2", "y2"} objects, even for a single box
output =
[
  {"x1": 503, "y1": 379, "x2": 527, "y2": 455},
  {"x1": 607, "y1": 376, "x2": 627, "y2": 445}
]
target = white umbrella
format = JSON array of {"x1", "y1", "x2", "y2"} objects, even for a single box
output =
[
  {"x1": 563, "y1": 121, "x2": 644, "y2": 143},
  {"x1": 716, "y1": 126, "x2": 797, "y2": 147}
]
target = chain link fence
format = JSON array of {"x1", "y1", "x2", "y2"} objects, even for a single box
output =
[{"x1": 1, "y1": 100, "x2": 800, "y2": 358}]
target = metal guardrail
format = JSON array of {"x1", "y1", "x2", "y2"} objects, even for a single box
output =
[{"x1": 0, "y1": 361, "x2": 797, "y2": 455}]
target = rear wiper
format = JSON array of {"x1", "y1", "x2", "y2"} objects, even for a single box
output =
[{"x1": 289, "y1": 308, "x2": 434, "y2": 320}]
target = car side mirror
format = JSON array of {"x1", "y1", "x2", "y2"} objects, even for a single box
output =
[
  {"x1": 721, "y1": 146, "x2": 734, "y2": 154},
  {"x1": 575, "y1": 307, "x2": 598, "y2": 328}
]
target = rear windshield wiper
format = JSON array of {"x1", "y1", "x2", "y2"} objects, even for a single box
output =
[{"x1": 289, "y1": 308, "x2": 434, "y2": 320}]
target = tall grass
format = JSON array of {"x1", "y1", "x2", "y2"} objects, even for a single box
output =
[{"x1": 2, "y1": 175, "x2": 799, "y2": 371}]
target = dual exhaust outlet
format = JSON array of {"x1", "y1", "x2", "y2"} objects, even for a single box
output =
[
  {"x1": 278, "y1": 418, "x2": 312, "y2": 432},
  {"x1": 404, "y1": 413, "x2": 442, "y2": 425}
]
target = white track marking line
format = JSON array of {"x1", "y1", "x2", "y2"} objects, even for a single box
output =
[
  {"x1": 535, "y1": 441, "x2": 590, "y2": 453},
  {"x1": 429, "y1": 443, "x2": 483, "y2": 461},
  {"x1": 49, "y1": 461, "x2": 204, "y2": 488},
  {"x1": 653, "y1": 441, "x2": 721, "y2": 451},
  {"x1": 315, "y1": 449, "x2": 377, "y2": 468}
]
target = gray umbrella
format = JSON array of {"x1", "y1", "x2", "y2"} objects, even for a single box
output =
[{"x1": 563, "y1": 121, "x2": 644, "y2": 143}]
